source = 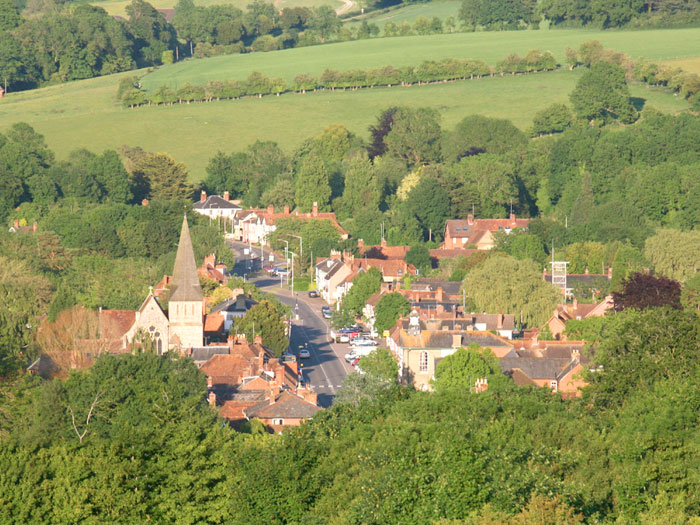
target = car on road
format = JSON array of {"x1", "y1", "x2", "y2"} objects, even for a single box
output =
[
  {"x1": 308, "y1": 290, "x2": 319, "y2": 298},
  {"x1": 264, "y1": 266, "x2": 277, "y2": 275},
  {"x1": 299, "y1": 348, "x2": 311, "y2": 359},
  {"x1": 321, "y1": 306, "x2": 332, "y2": 319},
  {"x1": 344, "y1": 350, "x2": 357, "y2": 362},
  {"x1": 350, "y1": 337, "x2": 377, "y2": 347}
]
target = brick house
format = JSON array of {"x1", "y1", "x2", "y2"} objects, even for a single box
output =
[
  {"x1": 546, "y1": 296, "x2": 613, "y2": 340},
  {"x1": 443, "y1": 213, "x2": 530, "y2": 250}
]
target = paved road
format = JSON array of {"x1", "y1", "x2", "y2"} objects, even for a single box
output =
[{"x1": 227, "y1": 240, "x2": 352, "y2": 408}]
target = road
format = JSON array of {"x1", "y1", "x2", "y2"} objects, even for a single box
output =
[{"x1": 227, "y1": 240, "x2": 352, "y2": 408}]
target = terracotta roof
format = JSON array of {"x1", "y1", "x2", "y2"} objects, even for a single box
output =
[
  {"x1": 99, "y1": 309, "x2": 135, "y2": 339},
  {"x1": 244, "y1": 391, "x2": 320, "y2": 419},
  {"x1": 204, "y1": 313, "x2": 225, "y2": 333},
  {"x1": 201, "y1": 354, "x2": 252, "y2": 385},
  {"x1": 360, "y1": 245, "x2": 410, "y2": 260},
  {"x1": 262, "y1": 210, "x2": 348, "y2": 237},
  {"x1": 169, "y1": 216, "x2": 203, "y2": 302},
  {"x1": 509, "y1": 368, "x2": 538, "y2": 387},
  {"x1": 191, "y1": 346, "x2": 229, "y2": 363},
  {"x1": 352, "y1": 258, "x2": 417, "y2": 278},
  {"x1": 446, "y1": 216, "x2": 530, "y2": 239}
]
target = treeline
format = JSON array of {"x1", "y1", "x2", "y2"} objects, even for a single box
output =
[
  {"x1": 0, "y1": 0, "x2": 345, "y2": 91},
  {"x1": 459, "y1": 0, "x2": 700, "y2": 29},
  {"x1": 119, "y1": 51, "x2": 557, "y2": 107}
]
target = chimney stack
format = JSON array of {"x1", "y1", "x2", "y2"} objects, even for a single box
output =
[
  {"x1": 208, "y1": 390, "x2": 216, "y2": 406},
  {"x1": 451, "y1": 334, "x2": 462, "y2": 349},
  {"x1": 510, "y1": 213, "x2": 516, "y2": 225},
  {"x1": 497, "y1": 313, "x2": 503, "y2": 329},
  {"x1": 312, "y1": 202, "x2": 318, "y2": 217},
  {"x1": 223, "y1": 191, "x2": 230, "y2": 201},
  {"x1": 381, "y1": 237, "x2": 387, "y2": 248},
  {"x1": 467, "y1": 214, "x2": 474, "y2": 225},
  {"x1": 200, "y1": 190, "x2": 207, "y2": 202},
  {"x1": 573, "y1": 297, "x2": 578, "y2": 309},
  {"x1": 283, "y1": 205, "x2": 290, "y2": 214},
  {"x1": 13, "y1": 219, "x2": 19, "y2": 229},
  {"x1": 267, "y1": 204, "x2": 274, "y2": 215},
  {"x1": 141, "y1": 199, "x2": 149, "y2": 206},
  {"x1": 608, "y1": 266, "x2": 613, "y2": 279}
]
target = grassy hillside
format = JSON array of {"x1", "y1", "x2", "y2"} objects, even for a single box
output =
[
  {"x1": 345, "y1": 0, "x2": 461, "y2": 29},
  {"x1": 141, "y1": 28, "x2": 700, "y2": 91},
  {"x1": 0, "y1": 66, "x2": 686, "y2": 182},
  {"x1": 91, "y1": 0, "x2": 343, "y2": 18}
]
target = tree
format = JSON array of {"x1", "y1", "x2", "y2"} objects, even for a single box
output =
[
  {"x1": 131, "y1": 152, "x2": 192, "y2": 200},
  {"x1": 613, "y1": 271, "x2": 682, "y2": 311},
  {"x1": 0, "y1": 0, "x2": 21, "y2": 31},
  {"x1": 431, "y1": 344, "x2": 505, "y2": 393},
  {"x1": 570, "y1": 62, "x2": 638, "y2": 125},
  {"x1": 569, "y1": 171, "x2": 595, "y2": 227},
  {"x1": 294, "y1": 152, "x2": 331, "y2": 212},
  {"x1": 341, "y1": 267, "x2": 382, "y2": 316},
  {"x1": 367, "y1": 107, "x2": 398, "y2": 159},
  {"x1": 384, "y1": 107, "x2": 442, "y2": 166},
  {"x1": 443, "y1": 115, "x2": 527, "y2": 163},
  {"x1": 531, "y1": 104, "x2": 573, "y2": 137},
  {"x1": 260, "y1": 178, "x2": 295, "y2": 210},
  {"x1": 681, "y1": 274, "x2": 700, "y2": 312},
  {"x1": 341, "y1": 153, "x2": 379, "y2": 217},
  {"x1": 404, "y1": 176, "x2": 451, "y2": 242},
  {"x1": 644, "y1": 229, "x2": 700, "y2": 283},
  {"x1": 463, "y1": 255, "x2": 561, "y2": 327},
  {"x1": 374, "y1": 292, "x2": 410, "y2": 332},
  {"x1": 405, "y1": 245, "x2": 431, "y2": 275},
  {"x1": 358, "y1": 348, "x2": 397, "y2": 382},
  {"x1": 234, "y1": 300, "x2": 288, "y2": 356}
]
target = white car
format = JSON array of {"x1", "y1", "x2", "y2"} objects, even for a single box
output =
[
  {"x1": 350, "y1": 337, "x2": 377, "y2": 347},
  {"x1": 299, "y1": 348, "x2": 311, "y2": 359},
  {"x1": 344, "y1": 350, "x2": 357, "y2": 362}
]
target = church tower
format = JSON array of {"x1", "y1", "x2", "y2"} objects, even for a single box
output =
[{"x1": 168, "y1": 215, "x2": 204, "y2": 349}]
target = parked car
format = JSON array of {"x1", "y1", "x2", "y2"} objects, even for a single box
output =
[
  {"x1": 275, "y1": 268, "x2": 290, "y2": 277},
  {"x1": 350, "y1": 337, "x2": 377, "y2": 347},
  {"x1": 308, "y1": 290, "x2": 319, "y2": 298},
  {"x1": 299, "y1": 348, "x2": 311, "y2": 359},
  {"x1": 344, "y1": 350, "x2": 357, "y2": 362},
  {"x1": 321, "y1": 306, "x2": 332, "y2": 319},
  {"x1": 264, "y1": 266, "x2": 276, "y2": 274}
]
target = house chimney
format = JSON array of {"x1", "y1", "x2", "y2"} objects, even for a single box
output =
[
  {"x1": 283, "y1": 205, "x2": 290, "y2": 214},
  {"x1": 608, "y1": 266, "x2": 613, "y2": 279},
  {"x1": 381, "y1": 237, "x2": 387, "y2": 248},
  {"x1": 32, "y1": 221, "x2": 37, "y2": 232},
  {"x1": 13, "y1": 219, "x2": 19, "y2": 229},
  {"x1": 254, "y1": 334, "x2": 263, "y2": 345},
  {"x1": 510, "y1": 213, "x2": 516, "y2": 225},
  {"x1": 436, "y1": 287, "x2": 443, "y2": 303},
  {"x1": 208, "y1": 390, "x2": 217, "y2": 406},
  {"x1": 267, "y1": 204, "x2": 274, "y2": 215},
  {"x1": 357, "y1": 239, "x2": 364, "y2": 251},
  {"x1": 141, "y1": 199, "x2": 149, "y2": 206},
  {"x1": 312, "y1": 202, "x2": 318, "y2": 217},
  {"x1": 573, "y1": 297, "x2": 578, "y2": 309},
  {"x1": 200, "y1": 190, "x2": 207, "y2": 202},
  {"x1": 497, "y1": 313, "x2": 503, "y2": 329},
  {"x1": 223, "y1": 191, "x2": 230, "y2": 201},
  {"x1": 467, "y1": 214, "x2": 474, "y2": 225},
  {"x1": 451, "y1": 334, "x2": 462, "y2": 348}
]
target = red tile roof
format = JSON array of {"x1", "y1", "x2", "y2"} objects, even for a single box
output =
[
  {"x1": 204, "y1": 313, "x2": 225, "y2": 333},
  {"x1": 99, "y1": 310, "x2": 135, "y2": 339}
]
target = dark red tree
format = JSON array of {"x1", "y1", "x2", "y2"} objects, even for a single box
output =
[
  {"x1": 367, "y1": 106, "x2": 398, "y2": 159},
  {"x1": 613, "y1": 271, "x2": 682, "y2": 312}
]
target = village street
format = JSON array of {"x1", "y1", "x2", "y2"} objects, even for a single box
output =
[{"x1": 227, "y1": 241, "x2": 352, "y2": 408}]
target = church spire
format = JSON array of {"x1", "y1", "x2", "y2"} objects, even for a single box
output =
[{"x1": 169, "y1": 215, "x2": 202, "y2": 302}]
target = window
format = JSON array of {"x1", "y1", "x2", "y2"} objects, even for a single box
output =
[
  {"x1": 272, "y1": 418, "x2": 284, "y2": 425},
  {"x1": 456, "y1": 226, "x2": 461, "y2": 231},
  {"x1": 550, "y1": 380, "x2": 558, "y2": 392},
  {"x1": 397, "y1": 269, "x2": 403, "y2": 275},
  {"x1": 419, "y1": 351, "x2": 429, "y2": 373}
]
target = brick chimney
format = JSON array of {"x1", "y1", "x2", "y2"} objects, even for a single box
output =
[
  {"x1": 268, "y1": 384, "x2": 280, "y2": 404},
  {"x1": 200, "y1": 190, "x2": 207, "y2": 202},
  {"x1": 381, "y1": 237, "x2": 387, "y2": 248},
  {"x1": 608, "y1": 266, "x2": 613, "y2": 279},
  {"x1": 208, "y1": 390, "x2": 217, "y2": 406},
  {"x1": 510, "y1": 213, "x2": 516, "y2": 225},
  {"x1": 223, "y1": 191, "x2": 230, "y2": 201},
  {"x1": 267, "y1": 204, "x2": 274, "y2": 215},
  {"x1": 283, "y1": 205, "x2": 290, "y2": 214},
  {"x1": 497, "y1": 313, "x2": 503, "y2": 329},
  {"x1": 436, "y1": 287, "x2": 443, "y2": 303},
  {"x1": 357, "y1": 239, "x2": 364, "y2": 251},
  {"x1": 330, "y1": 249, "x2": 341, "y2": 260},
  {"x1": 451, "y1": 334, "x2": 462, "y2": 348},
  {"x1": 13, "y1": 219, "x2": 19, "y2": 229},
  {"x1": 312, "y1": 202, "x2": 318, "y2": 217},
  {"x1": 141, "y1": 199, "x2": 149, "y2": 206},
  {"x1": 467, "y1": 214, "x2": 474, "y2": 225},
  {"x1": 573, "y1": 297, "x2": 578, "y2": 310},
  {"x1": 298, "y1": 388, "x2": 318, "y2": 406}
]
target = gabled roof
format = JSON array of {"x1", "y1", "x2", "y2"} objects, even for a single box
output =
[
  {"x1": 446, "y1": 216, "x2": 530, "y2": 239},
  {"x1": 169, "y1": 216, "x2": 203, "y2": 302},
  {"x1": 244, "y1": 391, "x2": 320, "y2": 419},
  {"x1": 99, "y1": 309, "x2": 135, "y2": 339},
  {"x1": 360, "y1": 245, "x2": 410, "y2": 260},
  {"x1": 204, "y1": 313, "x2": 225, "y2": 333},
  {"x1": 193, "y1": 195, "x2": 241, "y2": 211},
  {"x1": 201, "y1": 354, "x2": 252, "y2": 385},
  {"x1": 499, "y1": 357, "x2": 574, "y2": 380},
  {"x1": 191, "y1": 345, "x2": 229, "y2": 363}
]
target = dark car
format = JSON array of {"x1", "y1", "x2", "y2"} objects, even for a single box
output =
[
  {"x1": 309, "y1": 290, "x2": 319, "y2": 298},
  {"x1": 321, "y1": 306, "x2": 332, "y2": 319}
]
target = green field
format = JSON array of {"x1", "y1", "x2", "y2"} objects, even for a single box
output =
[
  {"x1": 1, "y1": 65, "x2": 686, "y2": 181},
  {"x1": 141, "y1": 28, "x2": 700, "y2": 91},
  {"x1": 345, "y1": 0, "x2": 461, "y2": 29},
  {"x1": 91, "y1": 0, "x2": 343, "y2": 18}
]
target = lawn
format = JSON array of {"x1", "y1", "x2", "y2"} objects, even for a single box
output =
[
  {"x1": 1, "y1": 66, "x2": 686, "y2": 182},
  {"x1": 91, "y1": 0, "x2": 343, "y2": 18},
  {"x1": 140, "y1": 27, "x2": 700, "y2": 91}
]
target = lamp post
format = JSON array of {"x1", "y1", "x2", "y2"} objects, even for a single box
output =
[{"x1": 289, "y1": 234, "x2": 303, "y2": 276}]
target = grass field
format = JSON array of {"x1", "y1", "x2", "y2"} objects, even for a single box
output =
[
  {"x1": 91, "y1": 0, "x2": 343, "y2": 18},
  {"x1": 345, "y1": 0, "x2": 461, "y2": 29},
  {"x1": 662, "y1": 56, "x2": 700, "y2": 74},
  {"x1": 0, "y1": 66, "x2": 686, "y2": 182},
  {"x1": 140, "y1": 28, "x2": 700, "y2": 91}
]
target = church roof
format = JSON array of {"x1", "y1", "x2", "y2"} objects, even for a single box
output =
[{"x1": 169, "y1": 215, "x2": 203, "y2": 302}]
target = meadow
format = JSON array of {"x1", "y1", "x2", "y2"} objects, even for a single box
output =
[
  {"x1": 1, "y1": 65, "x2": 686, "y2": 181},
  {"x1": 140, "y1": 27, "x2": 700, "y2": 91},
  {"x1": 345, "y1": 0, "x2": 461, "y2": 29}
]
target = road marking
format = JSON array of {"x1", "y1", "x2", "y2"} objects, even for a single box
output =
[{"x1": 296, "y1": 321, "x2": 336, "y2": 394}]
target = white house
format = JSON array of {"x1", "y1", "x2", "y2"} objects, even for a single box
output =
[{"x1": 193, "y1": 191, "x2": 241, "y2": 220}]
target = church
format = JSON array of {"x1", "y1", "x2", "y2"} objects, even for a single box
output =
[{"x1": 101, "y1": 215, "x2": 206, "y2": 353}]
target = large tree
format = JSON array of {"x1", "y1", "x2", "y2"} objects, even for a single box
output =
[
  {"x1": 131, "y1": 152, "x2": 192, "y2": 201},
  {"x1": 463, "y1": 255, "x2": 560, "y2": 327},
  {"x1": 384, "y1": 107, "x2": 442, "y2": 166},
  {"x1": 432, "y1": 344, "x2": 506, "y2": 393},
  {"x1": 570, "y1": 62, "x2": 638, "y2": 125},
  {"x1": 294, "y1": 152, "x2": 332, "y2": 212},
  {"x1": 612, "y1": 271, "x2": 682, "y2": 311},
  {"x1": 374, "y1": 292, "x2": 410, "y2": 332},
  {"x1": 234, "y1": 300, "x2": 288, "y2": 356},
  {"x1": 644, "y1": 229, "x2": 700, "y2": 283}
]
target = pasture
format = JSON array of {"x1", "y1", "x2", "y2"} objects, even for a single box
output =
[
  {"x1": 140, "y1": 27, "x2": 700, "y2": 91},
  {"x1": 345, "y1": 0, "x2": 461, "y2": 29},
  {"x1": 0, "y1": 66, "x2": 686, "y2": 181}
]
